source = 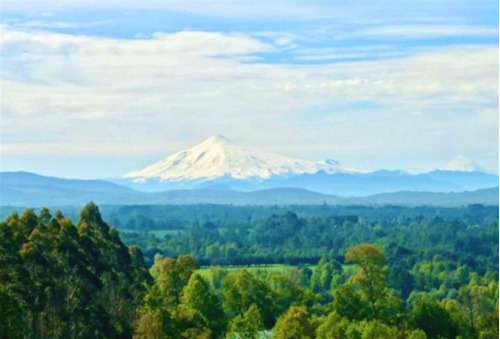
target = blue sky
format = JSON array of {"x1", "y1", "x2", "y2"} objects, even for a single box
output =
[{"x1": 1, "y1": 0, "x2": 498, "y2": 178}]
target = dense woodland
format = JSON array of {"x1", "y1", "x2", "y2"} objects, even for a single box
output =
[
  {"x1": 0, "y1": 203, "x2": 498, "y2": 338},
  {"x1": 117, "y1": 205, "x2": 498, "y2": 269}
]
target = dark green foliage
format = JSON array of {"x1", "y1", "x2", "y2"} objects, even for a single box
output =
[
  {"x1": 0, "y1": 203, "x2": 151, "y2": 338},
  {"x1": 410, "y1": 296, "x2": 455, "y2": 338}
]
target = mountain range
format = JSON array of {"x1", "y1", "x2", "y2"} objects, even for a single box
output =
[
  {"x1": 116, "y1": 135, "x2": 497, "y2": 196},
  {"x1": 0, "y1": 171, "x2": 498, "y2": 207},
  {"x1": 1, "y1": 135, "x2": 498, "y2": 206}
]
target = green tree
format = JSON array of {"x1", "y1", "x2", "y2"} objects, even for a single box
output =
[
  {"x1": 407, "y1": 329, "x2": 427, "y2": 339},
  {"x1": 333, "y1": 284, "x2": 368, "y2": 320},
  {"x1": 181, "y1": 273, "x2": 225, "y2": 336},
  {"x1": 272, "y1": 305, "x2": 314, "y2": 339},
  {"x1": 222, "y1": 269, "x2": 275, "y2": 327},
  {"x1": 361, "y1": 320, "x2": 398, "y2": 339},
  {"x1": 345, "y1": 244, "x2": 394, "y2": 320},
  {"x1": 310, "y1": 258, "x2": 335, "y2": 293},
  {"x1": 226, "y1": 304, "x2": 265, "y2": 339},
  {"x1": 147, "y1": 255, "x2": 198, "y2": 310},
  {"x1": 133, "y1": 311, "x2": 167, "y2": 339},
  {"x1": 316, "y1": 312, "x2": 352, "y2": 339},
  {"x1": 458, "y1": 284, "x2": 494, "y2": 338},
  {"x1": 477, "y1": 305, "x2": 498, "y2": 339},
  {"x1": 0, "y1": 204, "x2": 152, "y2": 339},
  {"x1": 410, "y1": 295, "x2": 454, "y2": 339},
  {"x1": 173, "y1": 304, "x2": 212, "y2": 339}
]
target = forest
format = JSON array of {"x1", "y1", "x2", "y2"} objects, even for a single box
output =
[{"x1": 0, "y1": 202, "x2": 498, "y2": 338}]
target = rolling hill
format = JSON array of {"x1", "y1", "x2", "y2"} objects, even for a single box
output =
[{"x1": 1, "y1": 171, "x2": 497, "y2": 207}]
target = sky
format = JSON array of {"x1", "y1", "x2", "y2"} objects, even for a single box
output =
[{"x1": 0, "y1": 0, "x2": 498, "y2": 178}]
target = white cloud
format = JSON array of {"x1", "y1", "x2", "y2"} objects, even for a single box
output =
[{"x1": 0, "y1": 27, "x2": 498, "y2": 173}]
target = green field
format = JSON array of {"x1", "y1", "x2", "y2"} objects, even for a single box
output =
[
  {"x1": 197, "y1": 264, "x2": 317, "y2": 278},
  {"x1": 197, "y1": 264, "x2": 355, "y2": 279},
  {"x1": 118, "y1": 229, "x2": 184, "y2": 238}
]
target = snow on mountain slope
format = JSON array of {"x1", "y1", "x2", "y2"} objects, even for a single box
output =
[
  {"x1": 124, "y1": 135, "x2": 362, "y2": 182},
  {"x1": 440, "y1": 156, "x2": 486, "y2": 173}
]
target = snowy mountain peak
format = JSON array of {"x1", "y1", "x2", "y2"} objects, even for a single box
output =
[
  {"x1": 440, "y1": 156, "x2": 486, "y2": 173},
  {"x1": 202, "y1": 134, "x2": 232, "y2": 144},
  {"x1": 124, "y1": 135, "x2": 361, "y2": 183}
]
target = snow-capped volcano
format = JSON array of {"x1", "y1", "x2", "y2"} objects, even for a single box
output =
[
  {"x1": 124, "y1": 135, "x2": 360, "y2": 183},
  {"x1": 440, "y1": 156, "x2": 486, "y2": 173}
]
